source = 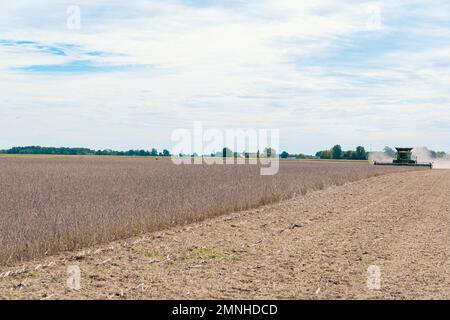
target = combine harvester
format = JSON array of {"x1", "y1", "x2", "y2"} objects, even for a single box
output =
[{"x1": 374, "y1": 147, "x2": 433, "y2": 169}]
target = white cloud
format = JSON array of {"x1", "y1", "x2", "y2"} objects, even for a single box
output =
[{"x1": 0, "y1": 0, "x2": 449, "y2": 153}]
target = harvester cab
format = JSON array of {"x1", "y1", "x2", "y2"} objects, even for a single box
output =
[{"x1": 393, "y1": 147, "x2": 416, "y2": 165}]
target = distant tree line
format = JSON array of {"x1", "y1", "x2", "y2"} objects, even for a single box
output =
[
  {"x1": 315, "y1": 145, "x2": 368, "y2": 160},
  {"x1": 0, "y1": 146, "x2": 171, "y2": 157},
  {"x1": 196, "y1": 147, "x2": 279, "y2": 158},
  {"x1": 214, "y1": 146, "x2": 368, "y2": 160},
  {"x1": 10, "y1": 145, "x2": 438, "y2": 162},
  {"x1": 279, "y1": 151, "x2": 316, "y2": 159}
]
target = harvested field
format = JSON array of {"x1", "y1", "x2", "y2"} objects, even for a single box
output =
[
  {"x1": 0, "y1": 157, "x2": 419, "y2": 265},
  {"x1": 0, "y1": 169, "x2": 447, "y2": 300}
]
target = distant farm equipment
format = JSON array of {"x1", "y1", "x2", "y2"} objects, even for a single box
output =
[{"x1": 374, "y1": 147, "x2": 433, "y2": 169}]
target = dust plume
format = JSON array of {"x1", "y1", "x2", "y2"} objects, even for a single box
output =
[
  {"x1": 413, "y1": 147, "x2": 450, "y2": 169},
  {"x1": 369, "y1": 151, "x2": 394, "y2": 163}
]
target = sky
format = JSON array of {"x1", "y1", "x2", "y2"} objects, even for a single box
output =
[{"x1": 0, "y1": 0, "x2": 449, "y2": 154}]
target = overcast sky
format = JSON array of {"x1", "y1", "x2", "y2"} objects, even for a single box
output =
[{"x1": 0, "y1": 0, "x2": 449, "y2": 154}]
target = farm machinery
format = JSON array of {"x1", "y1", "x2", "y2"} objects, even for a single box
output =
[{"x1": 374, "y1": 147, "x2": 433, "y2": 169}]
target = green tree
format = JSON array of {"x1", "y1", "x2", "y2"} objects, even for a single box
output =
[
  {"x1": 280, "y1": 151, "x2": 289, "y2": 159},
  {"x1": 355, "y1": 146, "x2": 367, "y2": 160},
  {"x1": 343, "y1": 150, "x2": 355, "y2": 160},
  {"x1": 332, "y1": 145, "x2": 342, "y2": 159},
  {"x1": 316, "y1": 150, "x2": 332, "y2": 159},
  {"x1": 222, "y1": 147, "x2": 233, "y2": 158}
]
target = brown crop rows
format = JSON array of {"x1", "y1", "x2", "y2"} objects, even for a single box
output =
[{"x1": 0, "y1": 156, "x2": 419, "y2": 265}]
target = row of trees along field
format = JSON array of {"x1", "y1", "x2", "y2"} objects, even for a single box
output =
[
  {"x1": 315, "y1": 145, "x2": 368, "y2": 160},
  {"x1": 0, "y1": 145, "x2": 375, "y2": 161},
  {"x1": 0, "y1": 146, "x2": 171, "y2": 157},
  {"x1": 0, "y1": 146, "x2": 291, "y2": 158},
  {"x1": 189, "y1": 147, "x2": 277, "y2": 158},
  {"x1": 214, "y1": 148, "x2": 312, "y2": 159}
]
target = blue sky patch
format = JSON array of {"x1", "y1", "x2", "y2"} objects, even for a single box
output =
[
  {"x1": 19, "y1": 60, "x2": 138, "y2": 74},
  {"x1": 0, "y1": 39, "x2": 67, "y2": 56}
]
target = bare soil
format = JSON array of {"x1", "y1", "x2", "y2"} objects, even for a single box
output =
[{"x1": 1, "y1": 169, "x2": 449, "y2": 300}]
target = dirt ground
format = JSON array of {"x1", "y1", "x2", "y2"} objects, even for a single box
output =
[{"x1": 1, "y1": 169, "x2": 449, "y2": 300}]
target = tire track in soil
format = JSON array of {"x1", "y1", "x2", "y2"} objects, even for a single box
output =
[
  {"x1": 367, "y1": 172, "x2": 450, "y2": 299},
  {"x1": 259, "y1": 170, "x2": 432, "y2": 299}
]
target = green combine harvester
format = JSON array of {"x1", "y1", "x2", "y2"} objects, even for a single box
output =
[{"x1": 374, "y1": 147, "x2": 433, "y2": 169}]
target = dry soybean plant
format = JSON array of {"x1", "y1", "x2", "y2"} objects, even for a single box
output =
[{"x1": 0, "y1": 157, "x2": 419, "y2": 265}]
